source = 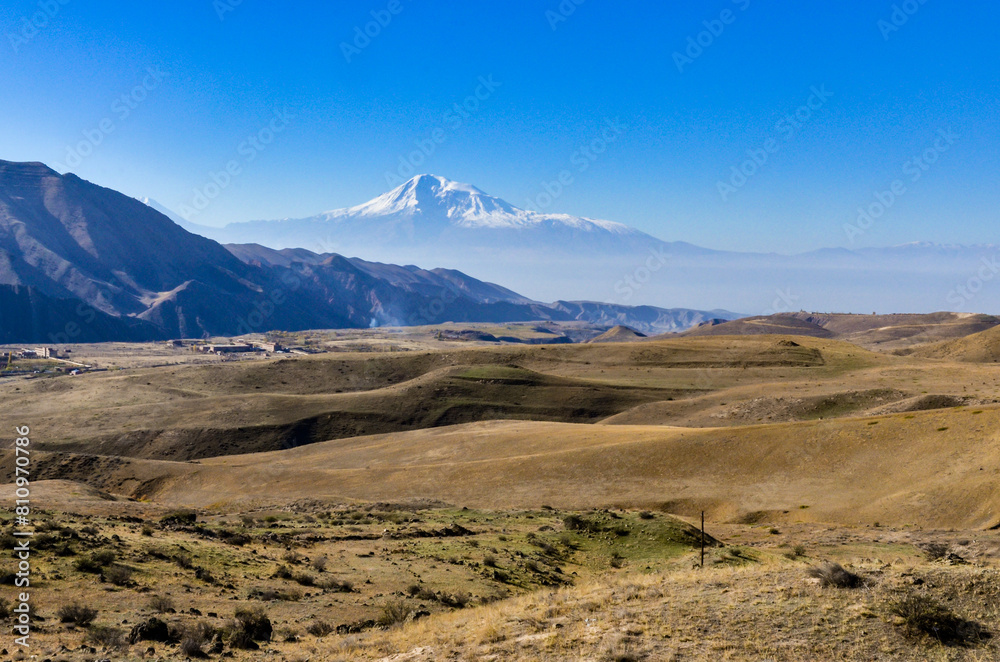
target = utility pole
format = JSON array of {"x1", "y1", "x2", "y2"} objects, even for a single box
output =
[{"x1": 701, "y1": 511, "x2": 705, "y2": 568}]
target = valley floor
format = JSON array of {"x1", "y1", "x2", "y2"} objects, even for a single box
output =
[{"x1": 4, "y1": 330, "x2": 1000, "y2": 659}]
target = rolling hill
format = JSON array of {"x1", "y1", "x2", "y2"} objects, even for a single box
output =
[{"x1": 679, "y1": 311, "x2": 1000, "y2": 351}]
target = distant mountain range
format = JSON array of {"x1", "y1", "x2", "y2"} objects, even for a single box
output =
[
  {"x1": 0, "y1": 160, "x2": 738, "y2": 342},
  {"x1": 169, "y1": 174, "x2": 1000, "y2": 315}
]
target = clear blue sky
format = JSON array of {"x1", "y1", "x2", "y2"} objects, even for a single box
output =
[{"x1": 0, "y1": 0, "x2": 996, "y2": 253}]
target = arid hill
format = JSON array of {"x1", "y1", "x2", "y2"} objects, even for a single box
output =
[{"x1": 679, "y1": 311, "x2": 1000, "y2": 351}]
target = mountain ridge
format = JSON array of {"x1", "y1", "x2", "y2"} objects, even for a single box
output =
[
  {"x1": 164, "y1": 174, "x2": 1000, "y2": 314},
  {"x1": 0, "y1": 159, "x2": 741, "y2": 341}
]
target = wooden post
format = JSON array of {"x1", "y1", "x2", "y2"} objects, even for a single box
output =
[{"x1": 700, "y1": 511, "x2": 705, "y2": 568}]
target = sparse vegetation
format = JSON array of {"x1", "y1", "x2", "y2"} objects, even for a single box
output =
[
  {"x1": 58, "y1": 602, "x2": 98, "y2": 626},
  {"x1": 888, "y1": 592, "x2": 987, "y2": 645},
  {"x1": 306, "y1": 620, "x2": 335, "y2": 637},
  {"x1": 87, "y1": 624, "x2": 127, "y2": 650},
  {"x1": 147, "y1": 594, "x2": 175, "y2": 613},
  {"x1": 377, "y1": 599, "x2": 414, "y2": 627},
  {"x1": 807, "y1": 561, "x2": 864, "y2": 588}
]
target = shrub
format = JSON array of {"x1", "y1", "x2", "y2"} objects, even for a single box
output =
[
  {"x1": 194, "y1": 567, "x2": 215, "y2": 584},
  {"x1": 104, "y1": 564, "x2": 134, "y2": 586},
  {"x1": 160, "y1": 510, "x2": 197, "y2": 527},
  {"x1": 320, "y1": 577, "x2": 353, "y2": 593},
  {"x1": 888, "y1": 593, "x2": 986, "y2": 644},
  {"x1": 483, "y1": 554, "x2": 498, "y2": 567},
  {"x1": 600, "y1": 633, "x2": 647, "y2": 661},
  {"x1": 311, "y1": 555, "x2": 328, "y2": 572},
  {"x1": 306, "y1": 620, "x2": 334, "y2": 637},
  {"x1": 58, "y1": 602, "x2": 98, "y2": 626},
  {"x1": 807, "y1": 562, "x2": 863, "y2": 588},
  {"x1": 253, "y1": 586, "x2": 302, "y2": 602},
  {"x1": 376, "y1": 599, "x2": 413, "y2": 627},
  {"x1": 783, "y1": 544, "x2": 807, "y2": 560},
  {"x1": 291, "y1": 572, "x2": 316, "y2": 587},
  {"x1": 229, "y1": 630, "x2": 259, "y2": 650},
  {"x1": 0, "y1": 597, "x2": 9, "y2": 618},
  {"x1": 920, "y1": 542, "x2": 950, "y2": 562},
  {"x1": 87, "y1": 625, "x2": 127, "y2": 650},
  {"x1": 180, "y1": 621, "x2": 214, "y2": 657},
  {"x1": 147, "y1": 595, "x2": 175, "y2": 613},
  {"x1": 414, "y1": 586, "x2": 436, "y2": 601},
  {"x1": 180, "y1": 635, "x2": 206, "y2": 657},
  {"x1": 439, "y1": 591, "x2": 470, "y2": 608},
  {"x1": 220, "y1": 530, "x2": 251, "y2": 546},
  {"x1": 234, "y1": 606, "x2": 272, "y2": 642},
  {"x1": 76, "y1": 550, "x2": 116, "y2": 573},
  {"x1": 141, "y1": 525, "x2": 154, "y2": 537}
]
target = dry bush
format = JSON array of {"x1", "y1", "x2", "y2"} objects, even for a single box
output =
[
  {"x1": 807, "y1": 561, "x2": 863, "y2": 588},
  {"x1": 320, "y1": 577, "x2": 354, "y2": 593},
  {"x1": 376, "y1": 599, "x2": 413, "y2": 627},
  {"x1": 147, "y1": 595, "x2": 175, "y2": 613},
  {"x1": 234, "y1": 605, "x2": 272, "y2": 642},
  {"x1": 87, "y1": 625, "x2": 127, "y2": 650},
  {"x1": 104, "y1": 564, "x2": 134, "y2": 586},
  {"x1": 75, "y1": 549, "x2": 116, "y2": 573},
  {"x1": 306, "y1": 620, "x2": 335, "y2": 637},
  {"x1": 178, "y1": 621, "x2": 215, "y2": 657},
  {"x1": 58, "y1": 602, "x2": 98, "y2": 626},
  {"x1": 439, "y1": 591, "x2": 471, "y2": 608},
  {"x1": 292, "y1": 571, "x2": 316, "y2": 586},
  {"x1": 888, "y1": 593, "x2": 988, "y2": 645},
  {"x1": 600, "y1": 633, "x2": 647, "y2": 661}
]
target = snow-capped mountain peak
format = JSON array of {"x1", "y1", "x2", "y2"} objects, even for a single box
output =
[
  {"x1": 340, "y1": 174, "x2": 523, "y2": 225},
  {"x1": 314, "y1": 174, "x2": 633, "y2": 233}
]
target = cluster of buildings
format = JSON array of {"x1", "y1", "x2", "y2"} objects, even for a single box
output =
[
  {"x1": 2, "y1": 347, "x2": 66, "y2": 360},
  {"x1": 195, "y1": 341, "x2": 284, "y2": 355}
]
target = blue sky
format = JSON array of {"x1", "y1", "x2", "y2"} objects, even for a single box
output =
[{"x1": 0, "y1": 0, "x2": 996, "y2": 253}]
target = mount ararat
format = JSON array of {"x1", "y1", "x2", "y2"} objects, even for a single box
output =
[
  {"x1": 175, "y1": 174, "x2": 1000, "y2": 316},
  {"x1": 0, "y1": 160, "x2": 738, "y2": 342}
]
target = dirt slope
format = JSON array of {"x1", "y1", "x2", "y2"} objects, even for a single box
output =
[{"x1": 13, "y1": 404, "x2": 1000, "y2": 530}]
